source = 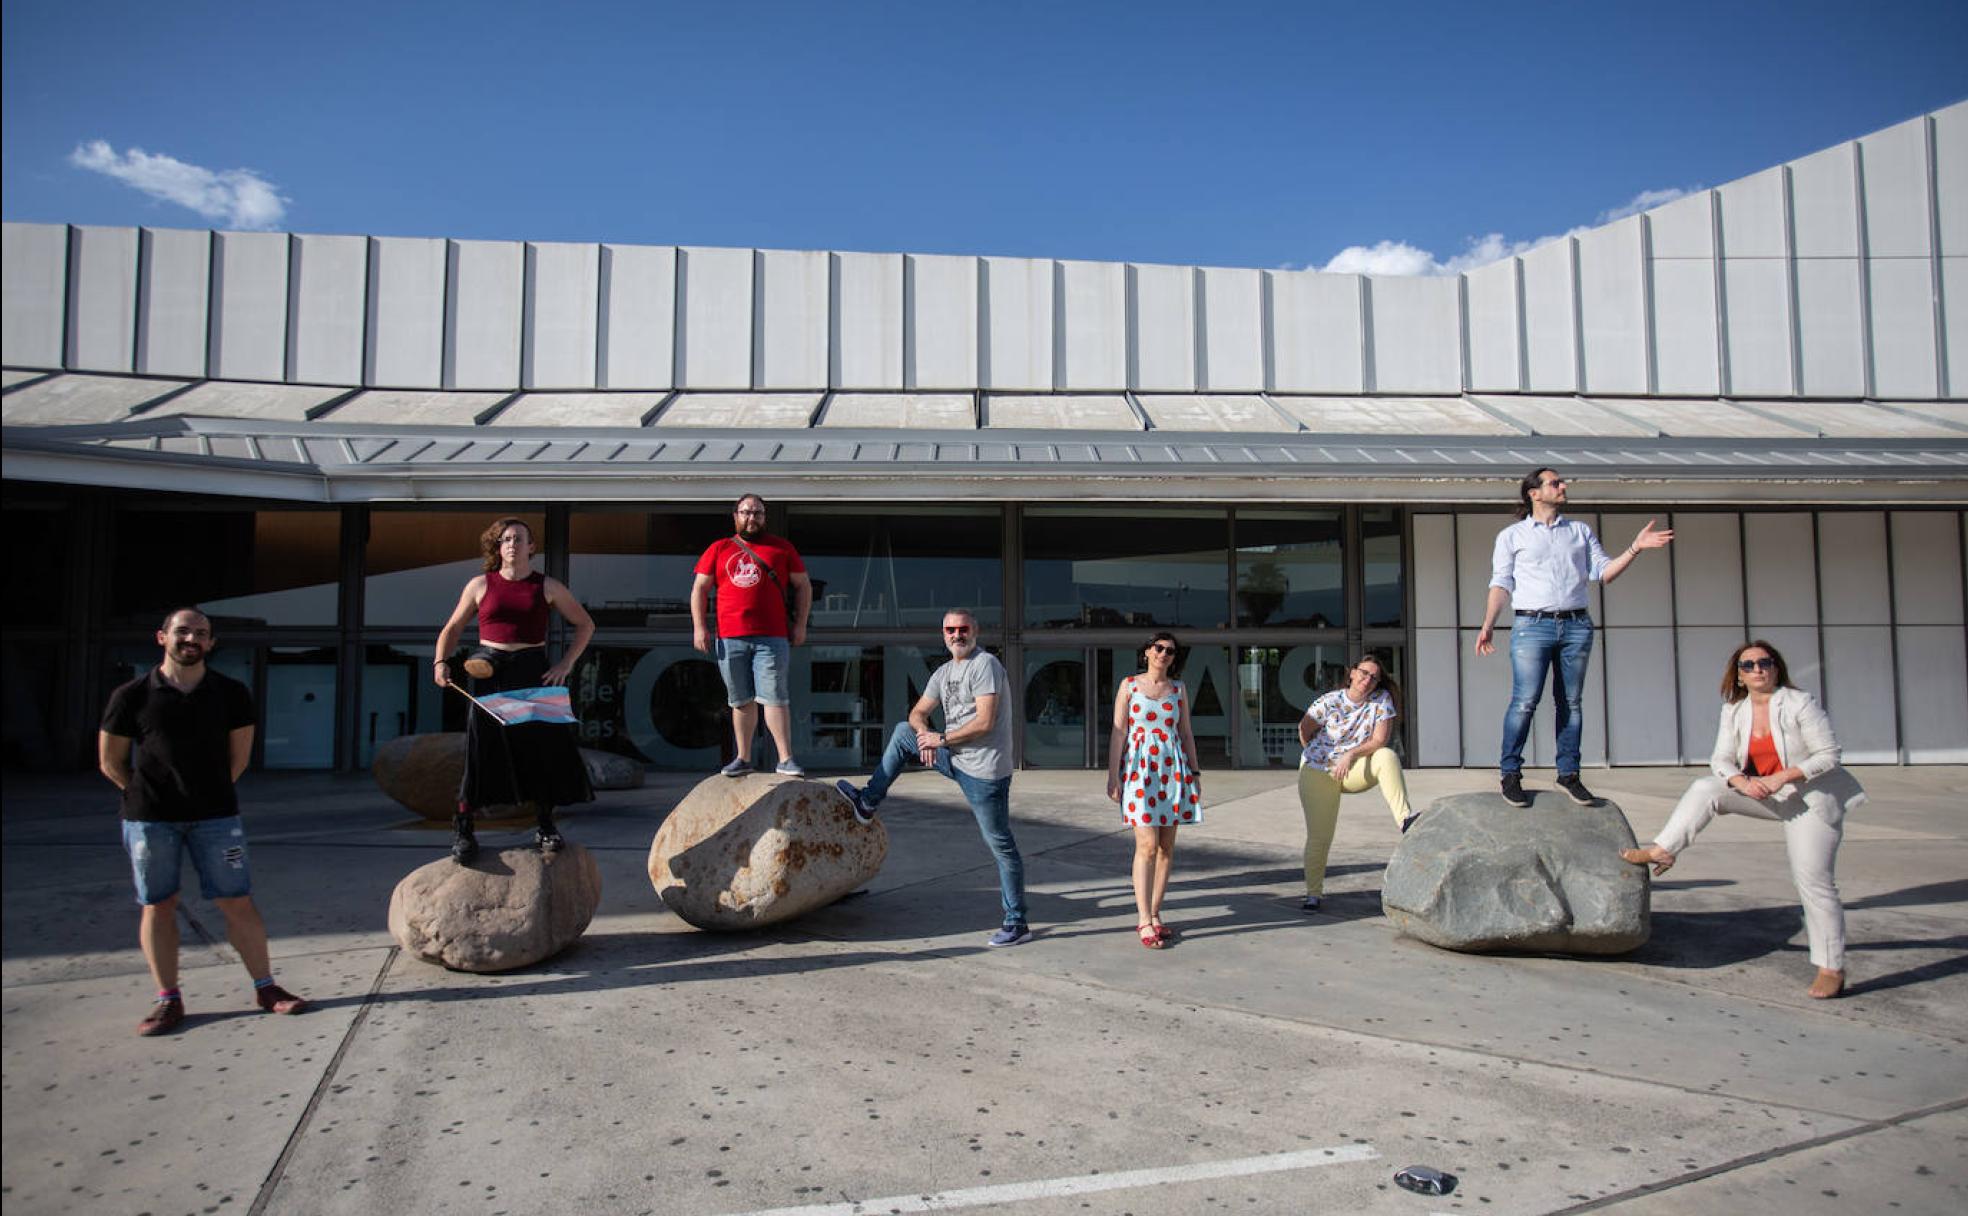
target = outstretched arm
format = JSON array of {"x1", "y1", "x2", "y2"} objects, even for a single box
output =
[{"x1": 1601, "y1": 518, "x2": 1674, "y2": 586}]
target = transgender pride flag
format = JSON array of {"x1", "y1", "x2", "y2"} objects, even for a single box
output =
[{"x1": 470, "y1": 686, "x2": 578, "y2": 727}]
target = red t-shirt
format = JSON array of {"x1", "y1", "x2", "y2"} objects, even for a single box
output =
[{"x1": 695, "y1": 534, "x2": 806, "y2": 638}]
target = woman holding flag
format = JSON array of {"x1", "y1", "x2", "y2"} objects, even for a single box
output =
[{"x1": 434, "y1": 517, "x2": 595, "y2": 862}]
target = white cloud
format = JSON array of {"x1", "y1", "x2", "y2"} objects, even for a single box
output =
[
  {"x1": 1315, "y1": 183, "x2": 1702, "y2": 277},
  {"x1": 1597, "y1": 186, "x2": 1694, "y2": 224},
  {"x1": 69, "y1": 140, "x2": 288, "y2": 230}
]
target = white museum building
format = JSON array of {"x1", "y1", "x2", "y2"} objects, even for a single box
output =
[{"x1": 2, "y1": 102, "x2": 1964, "y2": 775}]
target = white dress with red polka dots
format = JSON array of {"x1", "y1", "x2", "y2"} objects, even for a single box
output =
[{"x1": 1118, "y1": 678, "x2": 1203, "y2": 827}]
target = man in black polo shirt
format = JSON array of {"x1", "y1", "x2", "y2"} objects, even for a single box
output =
[{"x1": 99, "y1": 608, "x2": 305, "y2": 1036}]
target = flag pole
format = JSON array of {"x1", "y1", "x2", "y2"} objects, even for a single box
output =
[{"x1": 443, "y1": 677, "x2": 528, "y2": 820}]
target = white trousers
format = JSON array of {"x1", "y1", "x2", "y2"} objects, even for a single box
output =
[{"x1": 1655, "y1": 775, "x2": 1845, "y2": 971}]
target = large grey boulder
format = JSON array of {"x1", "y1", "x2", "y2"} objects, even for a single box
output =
[
  {"x1": 1382, "y1": 790, "x2": 1649, "y2": 954},
  {"x1": 582, "y1": 748, "x2": 645, "y2": 790},
  {"x1": 649, "y1": 775, "x2": 887, "y2": 930},
  {"x1": 388, "y1": 843, "x2": 602, "y2": 971}
]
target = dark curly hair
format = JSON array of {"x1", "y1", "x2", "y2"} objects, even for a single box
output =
[{"x1": 478, "y1": 517, "x2": 534, "y2": 573}]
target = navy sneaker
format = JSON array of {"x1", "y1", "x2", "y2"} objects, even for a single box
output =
[
  {"x1": 1399, "y1": 812, "x2": 1420, "y2": 835},
  {"x1": 1500, "y1": 773, "x2": 1532, "y2": 808},
  {"x1": 774, "y1": 758, "x2": 806, "y2": 777},
  {"x1": 987, "y1": 924, "x2": 1032, "y2": 947},
  {"x1": 835, "y1": 779, "x2": 877, "y2": 824},
  {"x1": 720, "y1": 756, "x2": 751, "y2": 778},
  {"x1": 1300, "y1": 895, "x2": 1322, "y2": 913}
]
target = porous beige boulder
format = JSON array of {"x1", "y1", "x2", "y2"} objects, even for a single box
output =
[
  {"x1": 388, "y1": 843, "x2": 602, "y2": 972},
  {"x1": 649, "y1": 775, "x2": 887, "y2": 930},
  {"x1": 371, "y1": 732, "x2": 551, "y2": 821}
]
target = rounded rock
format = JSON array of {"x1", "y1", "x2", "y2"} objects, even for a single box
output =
[
  {"x1": 388, "y1": 842, "x2": 602, "y2": 971},
  {"x1": 649, "y1": 774, "x2": 887, "y2": 930}
]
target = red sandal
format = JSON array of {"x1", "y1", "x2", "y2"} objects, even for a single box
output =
[{"x1": 1138, "y1": 923, "x2": 1164, "y2": 949}]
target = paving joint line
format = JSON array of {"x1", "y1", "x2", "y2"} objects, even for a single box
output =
[
  {"x1": 1544, "y1": 1094, "x2": 1968, "y2": 1213},
  {"x1": 245, "y1": 944, "x2": 399, "y2": 1216}
]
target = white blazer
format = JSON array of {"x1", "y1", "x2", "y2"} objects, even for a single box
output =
[{"x1": 1708, "y1": 686, "x2": 1867, "y2": 825}]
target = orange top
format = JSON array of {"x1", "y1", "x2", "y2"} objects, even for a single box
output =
[{"x1": 1745, "y1": 730, "x2": 1781, "y2": 779}]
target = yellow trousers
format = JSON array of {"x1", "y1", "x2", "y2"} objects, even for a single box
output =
[{"x1": 1297, "y1": 749, "x2": 1411, "y2": 896}]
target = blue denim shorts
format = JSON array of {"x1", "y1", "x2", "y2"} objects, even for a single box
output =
[
  {"x1": 122, "y1": 816, "x2": 253, "y2": 905},
  {"x1": 715, "y1": 635, "x2": 791, "y2": 707}
]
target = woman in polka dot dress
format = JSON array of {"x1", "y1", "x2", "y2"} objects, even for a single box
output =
[{"x1": 1105, "y1": 631, "x2": 1203, "y2": 948}]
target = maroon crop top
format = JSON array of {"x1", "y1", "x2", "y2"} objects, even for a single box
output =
[{"x1": 479, "y1": 570, "x2": 549, "y2": 644}]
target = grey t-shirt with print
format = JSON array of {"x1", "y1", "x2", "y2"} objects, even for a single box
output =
[{"x1": 924, "y1": 651, "x2": 1013, "y2": 781}]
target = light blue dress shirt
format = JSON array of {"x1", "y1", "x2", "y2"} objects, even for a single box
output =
[{"x1": 1488, "y1": 515, "x2": 1613, "y2": 612}]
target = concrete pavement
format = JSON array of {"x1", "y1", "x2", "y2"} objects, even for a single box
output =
[{"x1": 3, "y1": 764, "x2": 1964, "y2": 1214}]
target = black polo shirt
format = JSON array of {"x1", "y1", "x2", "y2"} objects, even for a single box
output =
[{"x1": 101, "y1": 667, "x2": 257, "y2": 823}]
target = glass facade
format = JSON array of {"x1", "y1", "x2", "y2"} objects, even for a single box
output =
[
  {"x1": 1023, "y1": 508, "x2": 1230, "y2": 629},
  {"x1": 110, "y1": 506, "x2": 341, "y2": 629},
  {"x1": 365, "y1": 510, "x2": 545, "y2": 627},
  {"x1": 1, "y1": 487, "x2": 1416, "y2": 773}
]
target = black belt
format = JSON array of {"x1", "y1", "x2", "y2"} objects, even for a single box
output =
[{"x1": 1515, "y1": 608, "x2": 1590, "y2": 621}]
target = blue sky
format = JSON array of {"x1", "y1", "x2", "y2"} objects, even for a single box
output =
[{"x1": 4, "y1": 1, "x2": 1965, "y2": 274}]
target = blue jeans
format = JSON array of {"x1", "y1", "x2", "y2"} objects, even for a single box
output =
[
  {"x1": 1498, "y1": 615, "x2": 1594, "y2": 777},
  {"x1": 123, "y1": 816, "x2": 253, "y2": 905},
  {"x1": 863, "y1": 722, "x2": 1027, "y2": 926},
  {"x1": 715, "y1": 635, "x2": 791, "y2": 706}
]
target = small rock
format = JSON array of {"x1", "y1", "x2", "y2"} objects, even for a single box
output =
[
  {"x1": 1381, "y1": 790, "x2": 1648, "y2": 954},
  {"x1": 582, "y1": 747, "x2": 645, "y2": 790},
  {"x1": 649, "y1": 775, "x2": 887, "y2": 930},
  {"x1": 388, "y1": 843, "x2": 602, "y2": 971}
]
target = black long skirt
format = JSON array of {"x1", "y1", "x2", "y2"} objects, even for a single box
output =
[{"x1": 458, "y1": 647, "x2": 593, "y2": 812}]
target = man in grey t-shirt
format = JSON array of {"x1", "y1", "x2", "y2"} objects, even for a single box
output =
[{"x1": 837, "y1": 609, "x2": 1029, "y2": 946}]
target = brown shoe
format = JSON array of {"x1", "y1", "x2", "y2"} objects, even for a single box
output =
[
  {"x1": 137, "y1": 998, "x2": 185, "y2": 1036},
  {"x1": 255, "y1": 984, "x2": 306, "y2": 1015}
]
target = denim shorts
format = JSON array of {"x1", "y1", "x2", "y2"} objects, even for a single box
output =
[
  {"x1": 122, "y1": 816, "x2": 253, "y2": 905},
  {"x1": 715, "y1": 635, "x2": 791, "y2": 707}
]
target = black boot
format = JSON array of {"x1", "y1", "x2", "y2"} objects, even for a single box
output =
[
  {"x1": 450, "y1": 811, "x2": 479, "y2": 864},
  {"x1": 534, "y1": 808, "x2": 563, "y2": 854}
]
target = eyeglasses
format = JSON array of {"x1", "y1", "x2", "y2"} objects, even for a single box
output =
[
  {"x1": 1148, "y1": 644, "x2": 1176, "y2": 655},
  {"x1": 1737, "y1": 656, "x2": 1776, "y2": 672},
  {"x1": 943, "y1": 625, "x2": 973, "y2": 635},
  {"x1": 1538, "y1": 477, "x2": 1568, "y2": 489},
  {"x1": 1353, "y1": 668, "x2": 1381, "y2": 683},
  {"x1": 734, "y1": 508, "x2": 766, "y2": 517}
]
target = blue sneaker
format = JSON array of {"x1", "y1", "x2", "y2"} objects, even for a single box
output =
[
  {"x1": 775, "y1": 759, "x2": 806, "y2": 777},
  {"x1": 720, "y1": 757, "x2": 751, "y2": 778},
  {"x1": 835, "y1": 779, "x2": 876, "y2": 824},
  {"x1": 986, "y1": 924, "x2": 1032, "y2": 947},
  {"x1": 1299, "y1": 895, "x2": 1322, "y2": 913}
]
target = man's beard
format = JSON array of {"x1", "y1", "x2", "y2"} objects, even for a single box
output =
[
  {"x1": 738, "y1": 520, "x2": 763, "y2": 538},
  {"x1": 946, "y1": 638, "x2": 975, "y2": 658},
  {"x1": 170, "y1": 644, "x2": 206, "y2": 665}
]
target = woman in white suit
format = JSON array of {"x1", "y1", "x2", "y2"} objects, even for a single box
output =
[{"x1": 1621, "y1": 640, "x2": 1866, "y2": 999}]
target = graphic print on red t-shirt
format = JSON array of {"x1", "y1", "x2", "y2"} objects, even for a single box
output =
[{"x1": 694, "y1": 534, "x2": 806, "y2": 638}]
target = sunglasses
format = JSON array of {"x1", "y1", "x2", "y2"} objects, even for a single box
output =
[
  {"x1": 1737, "y1": 656, "x2": 1776, "y2": 672},
  {"x1": 1148, "y1": 643, "x2": 1176, "y2": 655},
  {"x1": 943, "y1": 625, "x2": 973, "y2": 635}
]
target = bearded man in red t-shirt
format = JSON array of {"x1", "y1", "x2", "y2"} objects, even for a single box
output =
[{"x1": 690, "y1": 493, "x2": 814, "y2": 776}]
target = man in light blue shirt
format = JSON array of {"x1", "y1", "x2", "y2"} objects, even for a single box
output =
[{"x1": 1475, "y1": 468, "x2": 1672, "y2": 807}]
